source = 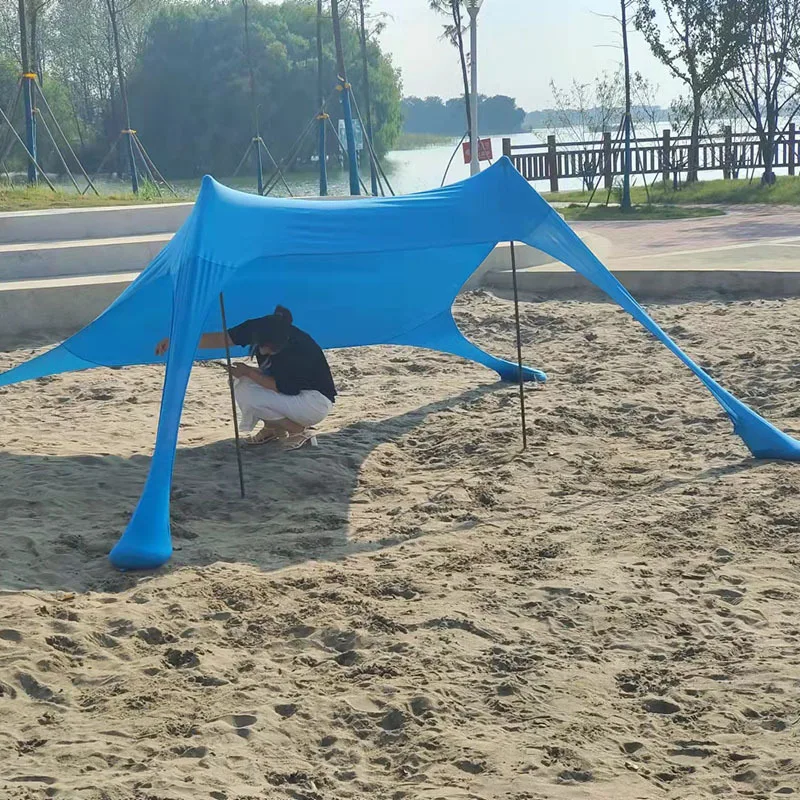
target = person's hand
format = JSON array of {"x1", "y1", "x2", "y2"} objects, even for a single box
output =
[
  {"x1": 155, "y1": 337, "x2": 170, "y2": 356},
  {"x1": 229, "y1": 362, "x2": 252, "y2": 379}
]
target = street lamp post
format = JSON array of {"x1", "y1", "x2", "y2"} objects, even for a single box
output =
[{"x1": 466, "y1": 0, "x2": 484, "y2": 177}]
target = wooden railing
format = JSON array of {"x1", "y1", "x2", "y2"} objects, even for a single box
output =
[{"x1": 502, "y1": 124, "x2": 799, "y2": 192}]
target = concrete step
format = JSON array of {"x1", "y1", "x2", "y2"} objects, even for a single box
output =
[
  {"x1": 0, "y1": 232, "x2": 550, "y2": 283},
  {"x1": 0, "y1": 202, "x2": 192, "y2": 245},
  {"x1": 0, "y1": 272, "x2": 138, "y2": 345},
  {"x1": 6, "y1": 264, "x2": 800, "y2": 350},
  {"x1": 486, "y1": 265, "x2": 800, "y2": 301},
  {"x1": 0, "y1": 234, "x2": 171, "y2": 281}
]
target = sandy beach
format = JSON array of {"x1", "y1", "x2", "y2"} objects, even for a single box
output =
[{"x1": 1, "y1": 291, "x2": 799, "y2": 799}]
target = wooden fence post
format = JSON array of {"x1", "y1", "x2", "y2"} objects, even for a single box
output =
[
  {"x1": 723, "y1": 125, "x2": 732, "y2": 180},
  {"x1": 603, "y1": 131, "x2": 612, "y2": 190},
  {"x1": 502, "y1": 137, "x2": 511, "y2": 159},
  {"x1": 547, "y1": 135, "x2": 559, "y2": 192},
  {"x1": 789, "y1": 123, "x2": 796, "y2": 177},
  {"x1": 661, "y1": 129, "x2": 671, "y2": 184}
]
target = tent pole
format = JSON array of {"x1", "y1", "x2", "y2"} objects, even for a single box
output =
[
  {"x1": 510, "y1": 241, "x2": 528, "y2": 451},
  {"x1": 219, "y1": 293, "x2": 246, "y2": 499}
]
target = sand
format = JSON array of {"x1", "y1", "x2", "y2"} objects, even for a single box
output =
[{"x1": 1, "y1": 292, "x2": 799, "y2": 800}]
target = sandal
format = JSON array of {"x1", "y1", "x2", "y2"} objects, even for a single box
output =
[
  {"x1": 242, "y1": 424, "x2": 285, "y2": 446},
  {"x1": 282, "y1": 429, "x2": 319, "y2": 451}
]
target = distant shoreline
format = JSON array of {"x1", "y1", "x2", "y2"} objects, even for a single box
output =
[{"x1": 394, "y1": 133, "x2": 460, "y2": 150}]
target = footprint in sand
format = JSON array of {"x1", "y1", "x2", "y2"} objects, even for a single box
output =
[
  {"x1": 219, "y1": 714, "x2": 258, "y2": 739},
  {"x1": 321, "y1": 628, "x2": 360, "y2": 653},
  {"x1": 558, "y1": 769, "x2": 593, "y2": 783},
  {"x1": 454, "y1": 759, "x2": 486, "y2": 775},
  {"x1": 335, "y1": 650, "x2": 360, "y2": 667},
  {"x1": 287, "y1": 624, "x2": 316, "y2": 638},
  {"x1": 621, "y1": 742, "x2": 644, "y2": 755},
  {"x1": 379, "y1": 709, "x2": 405, "y2": 732},
  {"x1": 172, "y1": 744, "x2": 209, "y2": 759},
  {"x1": 0, "y1": 680, "x2": 18, "y2": 699},
  {"x1": 162, "y1": 648, "x2": 200, "y2": 669},
  {"x1": 137, "y1": 627, "x2": 177, "y2": 646},
  {"x1": 643, "y1": 698, "x2": 681, "y2": 715},
  {"x1": 409, "y1": 696, "x2": 435, "y2": 718},
  {"x1": 706, "y1": 588, "x2": 745, "y2": 605},
  {"x1": 8, "y1": 775, "x2": 57, "y2": 786},
  {"x1": 45, "y1": 635, "x2": 83, "y2": 655},
  {"x1": 16, "y1": 672, "x2": 65, "y2": 705}
]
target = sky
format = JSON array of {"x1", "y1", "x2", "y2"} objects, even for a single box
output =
[{"x1": 368, "y1": 0, "x2": 684, "y2": 110}]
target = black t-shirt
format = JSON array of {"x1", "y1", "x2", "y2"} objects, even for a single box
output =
[{"x1": 227, "y1": 319, "x2": 337, "y2": 403}]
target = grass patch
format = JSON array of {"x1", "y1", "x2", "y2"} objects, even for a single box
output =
[
  {"x1": 559, "y1": 203, "x2": 726, "y2": 222},
  {"x1": 0, "y1": 184, "x2": 188, "y2": 212},
  {"x1": 546, "y1": 175, "x2": 800, "y2": 207},
  {"x1": 393, "y1": 133, "x2": 458, "y2": 150}
]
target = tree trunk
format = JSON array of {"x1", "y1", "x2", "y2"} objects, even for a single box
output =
[
  {"x1": 29, "y1": 6, "x2": 39, "y2": 79},
  {"x1": 762, "y1": 103, "x2": 778, "y2": 185},
  {"x1": 687, "y1": 92, "x2": 702, "y2": 183},
  {"x1": 17, "y1": 0, "x2": 29, "y2": 72},
  {"x1": 357, "y1": 0, "x2": 378, "y2": 195},
  {"x1": 330, "y1": 0, "x2": 360, "y2": 194},
  {"x1": 105, "y1": 0, "x2": 138, "y2": 192},
  {"x1": 620, "y1": 0, "x2": 632, "y2": 210},
  {"x1": 18, "y1": 0, "x2": 37, "y2": 184},
  {"x1": 452, "y1": 1, "x2": 472, "y2": 138}
]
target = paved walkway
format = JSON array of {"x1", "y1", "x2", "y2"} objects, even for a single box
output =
[
  {"x1": 491, "y1": 206, "x2": 800, "y2": 300},
  {"x1": 568, "y1": 206, "x2": 800, "y2": 272}
]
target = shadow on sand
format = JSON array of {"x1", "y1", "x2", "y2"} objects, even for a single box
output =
[{"x1": 0, "y1": 383, "x2": 504, "y2": 594}]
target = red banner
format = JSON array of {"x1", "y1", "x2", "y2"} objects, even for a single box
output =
[{"x1": 462, "y1": 138, "x2": 494, "y2": 164}]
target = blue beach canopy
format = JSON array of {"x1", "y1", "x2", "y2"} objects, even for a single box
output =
[{"x1": 2, "y1": 157, "x2": 798, "y2": 571}]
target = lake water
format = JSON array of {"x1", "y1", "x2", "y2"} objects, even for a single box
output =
[
  {"x1": 84, "y1": 132, "x2": 556, "y2": 199},
  {"x1": 68, "y1": 127, "x2": 789, "y2": 199}
]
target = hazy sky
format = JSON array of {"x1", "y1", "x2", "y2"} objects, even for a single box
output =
[{"x1": 369, "y1": 0, "x2": 683, "y2": 109}]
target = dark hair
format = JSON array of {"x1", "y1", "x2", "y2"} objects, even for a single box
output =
[
  {"x1": 273, "y1": 305, "x2": 293, "y2": 325},
  {"x1": 249, "y1": 305, "x2": 293, "y2": 355}
]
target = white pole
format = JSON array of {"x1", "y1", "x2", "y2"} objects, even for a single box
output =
[{"x1": 468, "y1": 5, "x2": 479, "y2": 176}]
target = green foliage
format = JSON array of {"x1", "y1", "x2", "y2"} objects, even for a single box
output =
[
  {"x1": 125, "y1": 1, "x2": 402, "y2": 178},
  {"x1": 402, "y1": 95, "x2": 526, "y2": 135},
  {"x1": 634, "y1": 0, "x2": 751, "y2": 179},
  {"x1": 0, "y1": 56, "x2": 79, "y2": 173}
]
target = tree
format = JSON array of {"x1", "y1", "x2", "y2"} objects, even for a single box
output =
[
  {"x1": 0, "y1": 0, "x2": 53, "y2": 72},
  {"x1": 635, "y1": 0, "x2": 747, "y2": 181},
  {"x1": 723, "y1": 0, "x2": 800, "y2": 184},
  {"x1": 44, "y1": 0, "x2": 172, "y2": 163},
  {"x1": 349, "y1": 0, "x2": 388, "y2": 194},
  {"x1": 620, "y1": 0, "x2": 633, "y2": 209},
  {"x1": 105, "y1": 0, "x2": 139, "y2": 191},
  {"x1": 400, "y1": 94, "x2": 525, "y2": 135},
  {"x1": 125, "y1": 2, "x2": 401, "y2": 178},
  {"x1": 428, "y1": 0, "x2": 471, "y2": 137},
  {"x1": 547, "y1": 71, "x2": 625, "y2": 191},
  {"x1": 547, "y1": 71, "x2": 624, "y2": 141},
  {"x1": 630, "y1": 71, "x2": 663, "y2": 138},
  {"x1": 477, "y1": 95, "x2": 525, "y2": 133}
]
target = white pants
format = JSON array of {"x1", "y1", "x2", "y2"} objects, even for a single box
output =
[{"x1": 233, "y1": 378, "x2": 332, "y2": 432}]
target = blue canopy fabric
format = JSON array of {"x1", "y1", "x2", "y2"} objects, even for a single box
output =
[{"x1": 2, "y1": 157, "x2": 799, "y2": 571}]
